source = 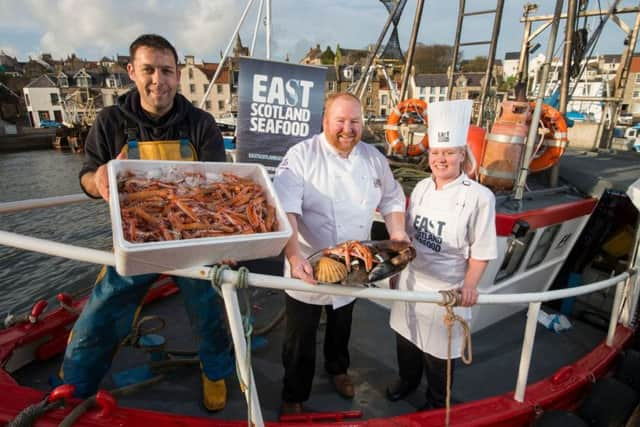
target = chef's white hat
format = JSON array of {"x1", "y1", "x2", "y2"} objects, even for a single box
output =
[{"x1": 428, "y1": 100, "x2": 473, "y2": 148}]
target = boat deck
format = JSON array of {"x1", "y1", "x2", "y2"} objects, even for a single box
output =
[{"x1": 14, "y1": 283, "x2": 606, "y2": 423}]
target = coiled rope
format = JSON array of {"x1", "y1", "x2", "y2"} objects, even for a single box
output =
[{"x1": 439, "y1": 289, "x2": 473, "y2": 427}]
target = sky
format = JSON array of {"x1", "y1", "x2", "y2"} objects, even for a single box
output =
[{"x1": 0, "y1": 0, "x2": 638, "y2": 64}]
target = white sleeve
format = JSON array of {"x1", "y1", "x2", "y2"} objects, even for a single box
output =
[
  {"x1": 273, "y1": 145, "x2": 305, "y2": 216},
  {"x1": 376, "y1": 154, "x2": 406, "y2": 216},
  {"x1": 468, "y1": 188, "x2": 498, "y2": 260}
]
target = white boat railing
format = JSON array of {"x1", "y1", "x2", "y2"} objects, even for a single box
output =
[{"x1": 1, "y1": 194, "x2": 638, "y2": 426}]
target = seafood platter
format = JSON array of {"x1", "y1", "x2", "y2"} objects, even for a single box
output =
[
  {"x1": 308, "y1": 240, "x2": 416, "y2": 287},
  {"x1": 107, "y1": 160, "x2": 292, "y2": 275}
]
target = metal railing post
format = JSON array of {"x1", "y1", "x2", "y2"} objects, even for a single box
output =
[
  {"x1": 607, "y1": 282, "x2": 625, "y2": 347},
  {"x1": 221, "y1": 282, "x2": 264, "y2": 426},
  {"x1": 514, "y1": 302, "x2": 541, "y2": 402}
]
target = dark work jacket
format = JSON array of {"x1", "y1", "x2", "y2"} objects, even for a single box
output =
[{"x1": 79, "y1": 89, "x2": 225, "y2": 197}]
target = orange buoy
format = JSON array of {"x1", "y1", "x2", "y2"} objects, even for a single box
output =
[
  {"x1": 479, "y1": 100, "x2": 531, "y2": 191},
  {"x1": 466, "y1": 124, "x2": 486, "y2": 179},
  {"x1": 384, "y1": 99, "x2": 429, "y2": 156},
  {"x1": 528, "y1": 102, "x2": 568, "y2": 172}
]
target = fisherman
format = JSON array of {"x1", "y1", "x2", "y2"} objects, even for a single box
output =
[
  {"x1": 385, "y1": 100, "x2": 498, "y2": 409},
  {"x1": 62, "y1": 34, "x2": 234, "y2": 411},
  {"x1": 273, "y1": 92, "x2": 408, "y2": 414}
]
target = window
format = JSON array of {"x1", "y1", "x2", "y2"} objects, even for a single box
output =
[
  {"x1": 218, "y1": 100, "x2": 225, "y2": 110},
  {"x1": 205, "y1": 100, "x2": 211, "y2": 110},
  {"x1": 635, "y1": 74, "x2": 640, "y2": 84},
  {"x1": 381, "y1": 94, "x2": 388, "y2": 105},
  {"x1": 366, "y1": 97, "x2": 372, "y2": 106},
  {"x1": 439, "y1": 96, "x2": 446, "y2": 101},
  {"x1": 25, "y1": 94, "x2": 30, "y2": 106},
  {"x1": 527, "y1": 224, "x2": 561, "y2": 269},
  {"x1": 188, "y1": 68, "x2": 194, "y2": 79},
  {"x1": 59, "y1": 76, "x2": 68, "y2": 88},
  {"x1": 106, "y1": 77, "x2": 117, "y2": 88},
  {"x1": 216, "y1": 84, "x2": 223, "y2": 94},
  {"x1": 38, "y1": 111, "x2": 50, "y2": 120},
  {"x1": 190, "y1": 84, "x2": 196, "y2": 93},
  {"x1": 50, "y1": 93, "x2": 59, "y2": 106},
  {"x1": 495, "y1": 230, "x2": 535, "y2": 282},
  {"x1": 429, "y1": 96, "x2": 436, "y2": 103},
  {"x1": 77, "y1": 76, "x2": 90, "y2": 87},
  {"x1": 203, "y1": 84, "x2": 208, "y2": 93},
  {"x1": 633, "y1": 91, "x2": 640, "y2": 99},
  {"x1": 328, "y1": 81, "x2": 335, "y2": 91},
  {"x1": 430, "y1": 87, "x2": 436, "y2": 94}
]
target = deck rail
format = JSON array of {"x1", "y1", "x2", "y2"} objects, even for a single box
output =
[{"x1": 1, "y1": 194, "x2": 638, "y2": 426}]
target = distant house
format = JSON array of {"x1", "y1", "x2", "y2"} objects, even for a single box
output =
[
  {"x1": 413, "y1": 73, "x2": 448, "y2": 103},
  {"x1": 179, "y1": 55, "x2": 231, "y2": 118},
  {"x1": 23, "y1": 74, "x2": 63, "y2": 127},
  {"x1": 622, "y1": 55, "x2": 640, "y2": 119}
]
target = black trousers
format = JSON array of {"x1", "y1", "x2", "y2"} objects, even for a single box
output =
[
  {"x1": 395, "y1": 332, "x2": 453, "y2": 408},
  {"x1": 281, "y1": 294, "x2": 355, "y2": 403}
]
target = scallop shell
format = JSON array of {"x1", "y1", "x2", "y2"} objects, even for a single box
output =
[{"x1": 314, "y1": 256, "x2": 348, "y2": 283}]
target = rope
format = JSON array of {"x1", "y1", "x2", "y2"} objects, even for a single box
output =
[
  {"x1": 438, "y1": 290, "x2": 473, "y2": 427},
  {"x1": 121, "y1": 315, "x2": 166, "y2": 348},
  {"x1": 208, "y1": 264, "x2": 231, "y2": 298},
  {"x1": 6, "y1": 395, "x2": 65, "y2": 427}
]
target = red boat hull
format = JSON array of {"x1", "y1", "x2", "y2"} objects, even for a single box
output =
[{"x1": 0, "y1": 279, "x2": 633, "y2": 426}]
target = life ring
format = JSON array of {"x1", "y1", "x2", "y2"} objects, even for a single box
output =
[
  {"x1": 528, "y1": 102, "x2": 568, "y2": 172},
  {"x1": 384, "y1": 98, "x2": 429, "y2": 156}
]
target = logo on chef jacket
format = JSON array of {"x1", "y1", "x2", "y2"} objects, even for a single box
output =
[
  {"x1": 413, "y1": 214, "x2": 444, "y2": 252},
  {"x1": 437, "y1": 131, "x2": 450, "y2": 143},
  {"x1": 373, "y1": 178, "x2": 382, "y2": 188}
]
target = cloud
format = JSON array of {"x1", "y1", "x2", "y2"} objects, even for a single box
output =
[{"x1": 0, "y1": 0, "x2": 637, "y2": 64}]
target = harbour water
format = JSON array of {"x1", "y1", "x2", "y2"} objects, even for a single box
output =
[{"x1": 0, "y1": 150, "x2": 111, "y2": 315}]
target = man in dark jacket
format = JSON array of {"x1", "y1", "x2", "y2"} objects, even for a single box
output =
[{"x1": 62, "y1": 34, "x2": 233, "y2": 411}]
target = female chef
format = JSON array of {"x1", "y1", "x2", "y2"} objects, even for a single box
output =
[{"x1": 385, "y1": 100, "x2": 498, "y2": 409}]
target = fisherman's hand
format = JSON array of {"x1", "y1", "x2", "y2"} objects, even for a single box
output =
[
  {"x1": 96, "y1": 152, "x2": 127, "y2": 202},
  {"x1": 459, "y1": 285, "x2": 479, "y2": 307},
  {"x1": 288, "y1": 253, "x2": 316, "y2": 285}
]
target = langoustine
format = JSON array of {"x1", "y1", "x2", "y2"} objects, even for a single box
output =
[{"x1": 118, "y1": 170, "x2": 278, "y2": 243}]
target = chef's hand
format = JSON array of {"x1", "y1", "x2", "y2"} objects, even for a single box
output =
[
  {"x1": 459, "y1": 285, "x2": 479, "y2": 307},
  {"x1": 389, "y1": 231, "x2": 410, "y2": 243},
  {"x1": 288, "y1": 253, "x2": 316, "y2": 285}
]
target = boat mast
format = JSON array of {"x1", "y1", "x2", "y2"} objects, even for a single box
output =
[
  {"x1": 599, "y1": 12, "x2": 640, "y2": 149},
  {"x1": 549, "y1": 0, "x2": 578, "y2": 187},
  {"x1": 200, "y1": 0, "x2": 271, "y2": 109},
  {"x1": 513, "y1": 0, "x2": 564, "y2": 202},
  {"x1": 398, "y1": 0, "x2": 425, "y2": 102},
  {"x1": 352, "y1": 0, "x2": 405, "y2": 100}
]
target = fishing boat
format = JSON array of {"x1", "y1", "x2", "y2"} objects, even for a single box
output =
[{"x1": 2, "y1": 1, "x2": 640, "y2": 426}]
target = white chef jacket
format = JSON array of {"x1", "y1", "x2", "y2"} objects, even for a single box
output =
[
  {"x1": 273, "y1": 133, "x2": 405, "y2": 308},
  {"x1": 390, "y1": 173, "x2": 497, "y2": 358}
]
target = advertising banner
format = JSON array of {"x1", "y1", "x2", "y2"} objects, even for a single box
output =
[{"x1": 236, "y1": 57, "x2": 327, "y2": 170}]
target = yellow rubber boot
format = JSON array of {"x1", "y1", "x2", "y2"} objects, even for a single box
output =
[{"x1": 202, "y1": 374, "x2": 227, "y2": 412}]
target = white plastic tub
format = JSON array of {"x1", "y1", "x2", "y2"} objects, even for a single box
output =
[{"x1": 107, "y1": 160, "x2": 292, "y2": 276}]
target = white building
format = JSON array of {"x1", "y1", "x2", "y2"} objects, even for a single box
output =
[
  {"x1": 503, "y1": 52, "x2": 520, "y2": 79},
  {"x1": 23, "y1": 75, "x2": 63, "y2": 127},
  {"x1": 413, "y1": 73, "x2": 448, "y2": 103}
]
